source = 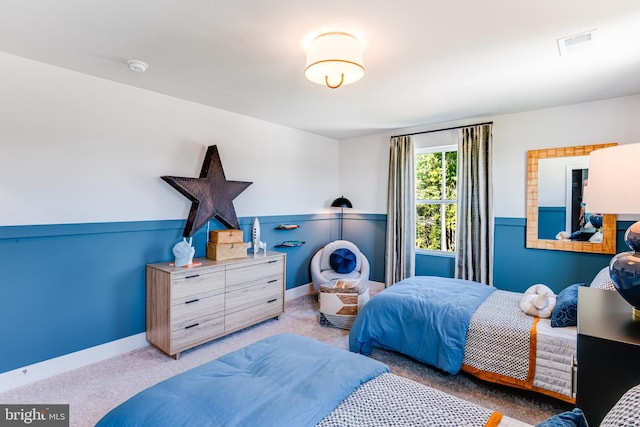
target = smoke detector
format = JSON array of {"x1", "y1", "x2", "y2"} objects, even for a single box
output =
[
  {"x1": 557, "y1": 29, "x2": 598, "y2": 56},
  {"x1": 127, "y1": 60, "x2": 149, "y2": 73}
]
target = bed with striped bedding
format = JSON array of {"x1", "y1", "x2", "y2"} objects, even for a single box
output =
[
  {"x1": 350, "y1": 276, "x2": 577, "y2": 403},
  {"x1": 461, "y1": 290, "x2": 576, "y2": 402}
]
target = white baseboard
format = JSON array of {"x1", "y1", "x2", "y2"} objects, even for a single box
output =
[
  {"x1": 286, "y1": 282, "x2": 315, "y2": 299},
  {"x1": 0, "y1": 333, "x2": 148, "y2": 394},
  {"x1": 285, "y1": 281, "x2": 385, "y2": 297},
  {"x1": 0, "y1": 284, "x2": 317, "y2": 393}
]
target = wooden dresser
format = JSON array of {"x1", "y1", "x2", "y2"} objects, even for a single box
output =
[{"x1": 146, "y1": 251, "x2": 285, "y2": 359}]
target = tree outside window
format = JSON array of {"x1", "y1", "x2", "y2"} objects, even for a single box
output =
[{"x1": 416, "y1": 145, "x2": 457, "y2": 252}]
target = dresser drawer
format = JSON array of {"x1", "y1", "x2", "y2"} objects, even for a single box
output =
[
  {"x1": 171, "y1": 293, "x2": 225, "y2": 328},
  {"x1": 171, "y1": 312, "x2": 225, "y2": 354},
  {"x1": 226, "y1": 278, "x2": 283, "y2": 313},
  {"x1": 226, "y1": 256, "x2": 284, "y2": 288},
  {"x1": 225, "y1": 296, "x2": 283, "y2": 332},
  {"x1": 172, "y1": 268, "x2": 225, "y2": 301}
]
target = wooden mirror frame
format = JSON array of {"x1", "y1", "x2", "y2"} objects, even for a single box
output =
[{"x1": 526, "y1": 143, "x2": 617, "y2": 254}]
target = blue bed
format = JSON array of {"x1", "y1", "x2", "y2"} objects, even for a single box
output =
[
  {"x1": 349, "y1": 276, "x2": 578, "y2": 403},
  {"x1": 96, "y1": 333, "x2": 522, "y2": 427},
  {"x1": 96, "y1": 333, "x2": 387, "y2": 427},
  {"x1": 349, "y1": 276, "x2": 495, "y2": 374}
]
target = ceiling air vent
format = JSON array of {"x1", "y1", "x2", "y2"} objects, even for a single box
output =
[{"x1": 557, "y1": 29, "x2": 598, "y2": 56}]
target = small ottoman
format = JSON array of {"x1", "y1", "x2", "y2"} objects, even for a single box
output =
[{"x1": 319, "y1": 279, "x2": 370, "y2": 329}]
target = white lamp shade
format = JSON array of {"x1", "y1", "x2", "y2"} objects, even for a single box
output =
[
  {"x1": 305, "y1": 32, "x2": 365, "y2": 88},
  {"x1": 584, "y1": 143, "x2": 640, "y2": 214}
]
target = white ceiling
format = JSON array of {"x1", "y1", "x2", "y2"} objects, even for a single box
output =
[{"x1": 1, "y1": 1, "x2": 640, "y2": 140}]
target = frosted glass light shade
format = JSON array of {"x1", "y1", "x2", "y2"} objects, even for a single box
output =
[
  {"x1": 305, "y1": 32, "x2": 365, "y2": 89},
  {"x1": 584, "y1": 143, "x2": 640, "y2": 214},
  {"x1": 585, "y1": 143, "x2": 640, "y2": 317}
]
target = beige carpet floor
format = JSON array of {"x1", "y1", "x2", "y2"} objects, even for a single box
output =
[{"x1": 0, "y1": 294, "x2": 572, "y2": 426}]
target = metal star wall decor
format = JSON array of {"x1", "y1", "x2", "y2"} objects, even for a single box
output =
[{"x1": 162, "y1": 145, "x2": 252, "y2": 237}]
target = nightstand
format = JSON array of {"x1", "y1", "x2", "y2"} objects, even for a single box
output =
[{"x1": 577, "y1": 286, "x2": 640, "y2": 426}]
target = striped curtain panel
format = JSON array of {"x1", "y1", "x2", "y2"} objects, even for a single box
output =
[
  {"x1": 385, "y1": 135, "x2": 416, "y2": 286},
  {"x1": 455, "y1": 124, "x2": 494, "y2": 284}
]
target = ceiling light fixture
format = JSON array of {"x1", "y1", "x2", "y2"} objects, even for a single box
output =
[
  {"x1": 127, "y1": 59, "x2": 148, "y2": 73},
  {"x1": 305, "y1": 32, "x2": 364, "y2": 89}
]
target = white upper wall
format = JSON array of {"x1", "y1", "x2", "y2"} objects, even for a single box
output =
[
  {"x1": 2, "y1": 50, "x2": 639, "y2": 227},
  {"x1": 339, "y1": 94, "x2": 640, "y2": 218},
  {"x1": 0, "y1": 52, "x2": 339, "y2": 226}
]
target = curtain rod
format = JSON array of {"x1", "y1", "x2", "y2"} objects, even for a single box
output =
[{"x1": 390, "y1": 121, "x2": 493, "y2": 139}]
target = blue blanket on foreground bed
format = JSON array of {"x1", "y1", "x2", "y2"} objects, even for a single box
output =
[
  {"x1": 349, "y1": 276, "x2": 495, "y2": 374},
  {"x1": 96, "y1": 333, "x2": 388, "y2": 427}
]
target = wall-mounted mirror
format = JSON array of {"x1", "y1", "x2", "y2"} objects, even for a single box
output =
[{"x1": 526, "y1": 143, "x2": 617, "y2": 254}]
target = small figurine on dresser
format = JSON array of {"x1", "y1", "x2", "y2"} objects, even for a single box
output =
[{"x1": 173, "y1": 237, "x2": 195, "y2": 267}]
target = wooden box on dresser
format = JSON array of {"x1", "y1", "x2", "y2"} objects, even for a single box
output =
[{"x1": 146, "y1": 251, "x2": 286, "y2": 359}]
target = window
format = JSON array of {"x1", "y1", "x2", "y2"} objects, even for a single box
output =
[{"x1": 415, "y1": 144, "x2": 457, "y2": 252}]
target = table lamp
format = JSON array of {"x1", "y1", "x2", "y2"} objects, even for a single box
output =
[{"x1": 585, "y1": 143, "x2": 640, "y2": 318}]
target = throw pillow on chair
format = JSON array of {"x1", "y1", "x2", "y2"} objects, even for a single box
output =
[{"x1": 329, "y1": 248, "x2": 357, "y2": 274}]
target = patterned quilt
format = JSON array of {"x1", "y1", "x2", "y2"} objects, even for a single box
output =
[
  {"x1": 318, "y1": 373, "x2": 504, "y2": 427},
  {"x1": 462, "y1": 290, "x2": 538, "y2": 389}
]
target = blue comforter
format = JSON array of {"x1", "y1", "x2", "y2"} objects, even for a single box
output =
[
  {"x1": 349, "y1": 276, "x2": 495, "y2": 374},
  {"x1": 96, "y1": 334, "x2": 389, "y2": 427}
]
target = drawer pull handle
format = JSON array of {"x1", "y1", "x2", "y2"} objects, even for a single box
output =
[
  {"x1": 185, "y1": 323, "x2": 199, "y2": 329},
  {"x1": 268, "y1": 279, "x2": 277, "y2": 284},
  {"x1": 267, "y1": 298, "x2": 277, "y2": 303},
  {"x1": 185, "y1": 274, "x2": 200, "y2": 279},
  {"x1": 267, "y1": 260, "x2": 278, "y2": 264},
  {"x1": 185, "y1": 298, "x2": 200, "y2": 304}
]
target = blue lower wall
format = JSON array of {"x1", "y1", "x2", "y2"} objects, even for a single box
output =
[
  {"x1": 0, "y1": 214, "x2": 629, "y2": 373},
  {"x1": 413, "y1": 217, "x2": 630, "y2": 294},
  {"x1": 0, "y1": 221, "x2": 179, "y2": 374},
  {"x1": 493, "y1": 218, "x2": 631, "y2": 293},
  {"x1": 416, "y1": 252, "x2": 455, "y2": 277},
  {"x1": 0, "y1": 213, "x2": 385, "y2": 373},
  {"x1": 240, "y1": 213, "x2": 386, "y2": 288},
  {"x1": 538, "y1": 206, "x2": 566, "y2": 240}
]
